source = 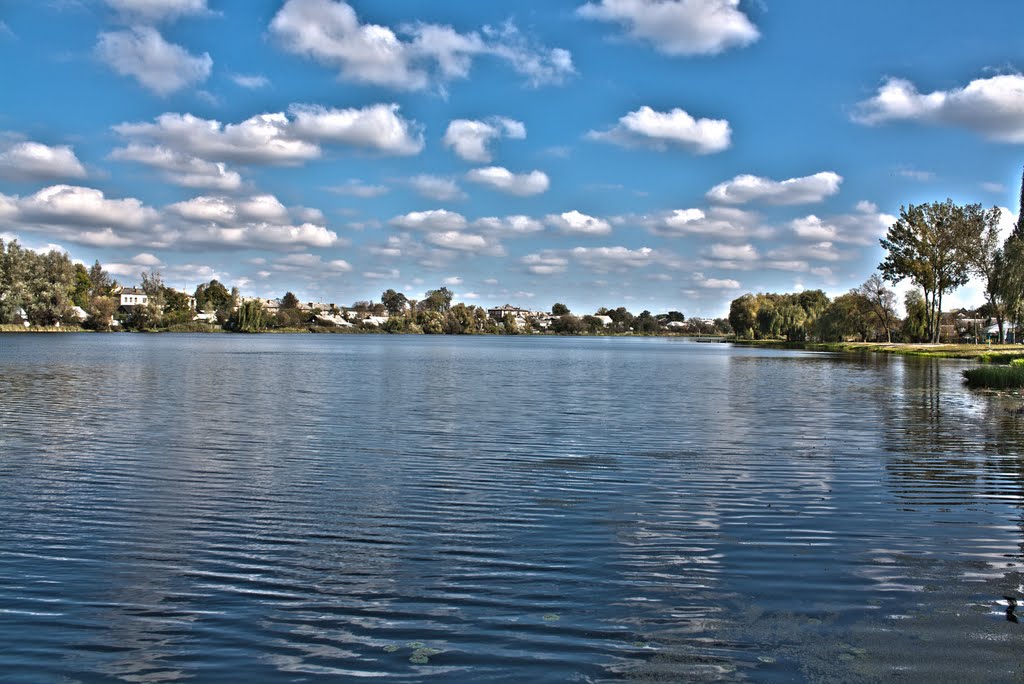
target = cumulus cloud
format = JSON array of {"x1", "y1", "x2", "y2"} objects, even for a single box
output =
[
  {"x1": 0, "y1": 141, "x2": 87, "y2": 180},
  {"x1": 473, "y1": 215, "x2": 545, "y2": 235},
  {"x1": 326, "y1": 179, "x2": 389, "y2": 197},
  {"x1": 409, "y1": 174, "x2": 465, "y2": 201},
  {"x1": 425, "y1": 230, "x2": 503, "y2": 254},
  {"x1": 269, "y1": 0, "x2": 573, "y2": 90},
  {"x1": 546, "y1": 210, "x2": 611, "y2": 235},
  {"x1": 231, "y1": 73, "x2": 269, "y2": 89},
  {"x1": 577, "y1": 0, "x2": 759, "y2": 56},
  {"x1": 167, "y1": 193, "x2": 340, "y2": 249},
  {"x1": 96, "y1": 26, "x2": 212, "y2": 95},
  {"x1": 443, "y1": 117, "x2": 526, "y2": 162},
  {"x1": 272, "y1": 253, "x2": 351, "y2": 272},
  {"x1": 706, "y1": 171, "x2": 843, "y2": 205},
  {"x1": 588, "y1": 106, "x2": 731, "y2": 154},
  {"x1": 570, "y1": 245, "x2": 658, "y2": 271},
  {"x1": 522, "y1": 252, "x2": 568, "y2": 275},
  {"x1": 442, "y1": 276, "x2": 463, "y2": 286},
  {"x1": 0, "y1": 184, "x2": 160, "y2": 248},
  {"x1": 288, "y1": 103, "x2": 424, "y2": 155},
  {"x1": 104, "y1": 0, "x2": 209, "y2": 22},
  {"x1": 390, "y1": 209, "x2": 467, "y2": 231},
  {"x1": 852, "y1": 74, "x2": 1024, "y2": 142},
  {"x1": 466, "y1": 166, "x2": 549, "y2": 196},
  {"x1": 695, "y1": 275, "x2": 741, "y2": 289},
  {"x1": 708, "y1": 243, "x2": 758, "y2": 261},
  {"x1": 109, "y1": 144, "x2": 242, "y2": 190},
  {"x1": 114, "y1": 104, "x2": 422, "y2": 165},
  {"x1": 789, "y1": 202, "x2": 896, "y2": 246}
]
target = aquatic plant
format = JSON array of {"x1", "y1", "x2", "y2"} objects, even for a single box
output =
[{"x1": 962, "y1": 365, "x2": 1024, "y2": 388}]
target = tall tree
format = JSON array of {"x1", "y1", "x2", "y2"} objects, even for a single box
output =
[
  {"x1": 856, "y1": 274, "x2": 897, "y2": 342},
  {"x1": 879, "y1": 199, "x2": 985, "y2": 343},
  {"x1": 381, "y1": 288, "x2": 408, "y2": 316}
]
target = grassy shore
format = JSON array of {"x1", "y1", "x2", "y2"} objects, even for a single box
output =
[{"x1": 732, "y1": 339, "x2": 1024, "y2": 362}]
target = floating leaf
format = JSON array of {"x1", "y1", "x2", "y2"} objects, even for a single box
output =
[
  {"x1": 542, "y1": 613, "x2": 560, "y2": 621},
  {"x1": 409, "y1": 654, "x2": 429, "y2": 664},
  {"x1": 383, "y1": 644, "x2": 399, "y2": 653}
]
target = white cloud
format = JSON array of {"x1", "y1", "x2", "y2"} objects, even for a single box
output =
[
  {"x1": 577, "y1": 0, "x2": 759, "y2": 56},
  {"x1": 982, "y1": 181, "x2": 1007, "y2": 194},
  {"x1": 115, "y1": 105, "x2": 422, "y2": 165},
  {"x1": 546, "y1": 210, "x2": 612, "y2": 235},
  {"x1": 466, "y1": 166, "x2": 549, "y2": 196},
  {"x1": 409, "y1": 174, "x2": 465, "y2": 201},
  {"x1": 273, "y1": 253, "x2": 351, "y2": 272},
  {"x1": 853, "y1": 74, "x2": 1024, "y2": 142},
  {"x1": 96, "y1": 26, "x2": 212, "y2": 96},
  {"x1": 766, "y1": 241, "x2": 842, "y2": 263},
  {"x1": 425, "y1": 231, "x2": 503, "y2": 254},
  {"x1": 11, "y1": 184, "x2": 156, "y2": 229},
  {"x1": 288, "y1": 103, "x2": 424, "y2": 155},
  {"x1": 269, "y1": 0, "x2": 573, "y2": 90},
  {"x1": 588, "y1": 105, "x2": 731, "y2": 154},
  {"x1": 570, "y1": 245, "x2": 657, "y2": 271},
  {"x1": 706, "y1": 171, "x2": 843, "y2": 205},
  {"x1": 231, "y1": 73, "x2": 269, "y2": 89},
  {"x1": 104, "y1": 0, "x2": 209, "y2": 22},
  {"x1": 897, "y1": 168, "x2": 935, "y2": 182},
  {"x1": 0, "y1": 141, "x2": 87, "y2": 180},
  {"x1": 442, "y1": 276, "x2": 463, "y2": 286},
  {"x1": 168, "y1": 193, "x2": 340, "y2": 249},
  {"x1": 522, "y1": 252, "x2": 569, "y2": 275},
  {"x1": 473, "y1": 215, "x2": 545, "y2": 235},
  {"x1": 629, "y1": 206, "x2": 771, "y2": 239},
  {"x1": 390, "y1": 209, "x2": 467, "y2": 231},
  {"x1": 326, "y1": 179, "x2": 389, "y2": 197},
  {"x1": 115, "y1": 112, "x2": 318, "y2": 165},
  {"x1": 109, "y1": 144, "x2": 242, "y2": 190},
  {"x1": 708, "y1": 243, "x2": 758, "y2": 260},
  {"x1": 695, "y1": 276, "x2": 741, "y2": 289},
  {"x1": 132, "y1": 252, "x2": 162, "y2": 265},
  {"x1": 789, "y1": 203, "x2": 896, "y2": 246},
  {"x1": 442, "y1": 117, "x2": 525, "y2": 162}
]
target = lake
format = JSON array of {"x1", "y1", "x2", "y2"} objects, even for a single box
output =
[{"x1": 0, "y1": 334, "x2": 1021, "y2": 682}]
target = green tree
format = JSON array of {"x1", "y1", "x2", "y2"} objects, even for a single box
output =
[
  {"x1": 422, "y1": 287, "x2": 453, "y2": 313},
  {"x1": 71, "y1": 263, "x2": 91, "y2": 308},
  {"x1": 551, "y1": 302, "x2": 570, "y2": 316},
  {"x1": 728, "y1": 294, "x2": 758, "y2": 339},
  {"x1": 233, "y1": 299, "x2": 265, "y2": 333},
  {"x1": 381, "y1": 288, "x2": 408, "y2": 316},
  {"x1": 879, "y1": 199, "x2": 986, "y2": 343},
  {"x1": 902, "y1": 289, "x2": 929, "y2": 342},
  {"x1": 856, "y1": 273, "x2": 897, "y2": 342},
  {"x1": 280, "y1": 291, "x2": 300, "y2": 310}
]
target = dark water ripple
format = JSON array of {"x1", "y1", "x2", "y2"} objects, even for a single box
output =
[{"x1": 1, "y1": 334, "x2": 1023, "y2": 682}]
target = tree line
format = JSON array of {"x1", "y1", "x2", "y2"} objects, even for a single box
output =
[
  {"x1": 730, "y1": 168, "x2": 1024, "y2": 344},
  {"x1": 0, "y1": 246, "x2": 730, "y2": 335}
]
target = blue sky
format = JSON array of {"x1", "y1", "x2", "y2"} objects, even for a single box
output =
[{"x1": 2, "y1": 0, "x2": 1023, "y2": 316}]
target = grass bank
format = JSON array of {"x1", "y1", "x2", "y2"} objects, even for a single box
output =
[
  {"x1": 732, "y1": 339, "x2": 1024, "y2": 362},
  {"x1": 0, "y1": 324, "x2": 89, "y2": 333}
]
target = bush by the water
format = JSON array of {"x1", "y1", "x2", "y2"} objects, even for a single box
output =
[{"x1": 963, "y1": 365, "x2": 1024, "y2": 388}]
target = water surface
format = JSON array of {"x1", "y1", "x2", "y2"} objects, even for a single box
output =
[{"x1": 1, "y1": 334, "x2": 1022, "y2": 682}]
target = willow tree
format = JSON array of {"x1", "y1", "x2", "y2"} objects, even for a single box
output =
[{"x1": 879, "y1": 200, "x2": 986, "y2": 343}]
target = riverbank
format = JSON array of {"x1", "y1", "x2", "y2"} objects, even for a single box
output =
[{"x1": 733, "y1": 339, "x2": 1024, "y2": 362}]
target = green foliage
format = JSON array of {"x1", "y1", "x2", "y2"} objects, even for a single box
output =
[
  {"x1": 1009, "y1": 358, "x2": 1024, "y2": 368},
  {"x1": 72, "y1": 263, "x2": 91, "y2": 308},
  {"x1": 233, "y1": 299, "x2": 265, "y2": 333},
  {"x1": 421, "y1": 287, "x2": 453, "y2": 313},
  {"x1": 551, "y1": 313, "x2": 584, "y2": 334},
  {"x1": 381, "y1": 288, "x2": 408, "y2": 316},
  {"x1": 0, "y1": 239, "x2": 78, "y2": 326},
  {"x1": 902, "y1": 289, "x2": 929, "y2": 342},
  {"x1": 551, "y1": 302, "x2": 570, "y2": 316},
  {"x1": 962, "y1": 365, "x2": 1024, "y2": 389},
  {"x1": 280, "y1": 291, "x2": 300, "y2": 310},
  {"x1": 879, "y1": 199, "x2": 988, "y2": 343}
]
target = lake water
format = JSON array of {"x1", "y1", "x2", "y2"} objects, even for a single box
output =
[{"x1": 0, "y1": 334, "x2": 1022, "y2": 682}]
